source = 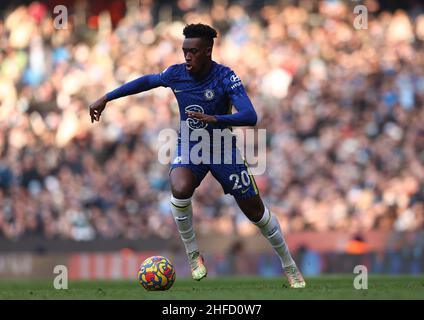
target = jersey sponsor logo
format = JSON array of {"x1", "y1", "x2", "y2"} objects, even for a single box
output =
[
  {"x1": 230, "y1": 82, "x2": 242, "y2": 90},
  {"x1": 230, "y1": 74, "x2": 242, "y2": 90},
  {"x1": 185, "y1": 105, "x2": 208, "y2": 129},
  {"x1": 230, "y1": 74, "x2": 241, "y2": 82},
  {"x1": 204, "y1": 89, "x2": 215, "y2": 100}
]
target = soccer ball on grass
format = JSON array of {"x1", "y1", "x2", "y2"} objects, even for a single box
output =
[{"x1": 138, "y1": 255, "x2": 176, "y2": 291}]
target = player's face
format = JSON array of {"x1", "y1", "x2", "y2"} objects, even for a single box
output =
[{"x1": 182, "y1": 38, "x2": 211, "y2": 75}]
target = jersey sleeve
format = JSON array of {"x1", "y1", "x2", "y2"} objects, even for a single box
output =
[
  {"x1": 222, "y1": 69, "x2": 247, "y2": 100},
  {"x1": 215, "y1": 70, "x2": 257, "y2": 126},
  {"x1": 157, "y1": 64, "x2": 178, "y2": 88},
  {"x1": 105, "y1": 65, "x2": 178, "y2": 101}
]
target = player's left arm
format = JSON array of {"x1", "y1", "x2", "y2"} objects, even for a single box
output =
[{"x1": 186, "y1": 71, "x2": 257, "y2": 126}]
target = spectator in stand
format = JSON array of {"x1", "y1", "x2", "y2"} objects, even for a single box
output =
[{"x1": 0, "y1": 0, "x2": 423, "y2": 241}]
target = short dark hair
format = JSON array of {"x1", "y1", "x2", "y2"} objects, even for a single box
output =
[{"x1": 183, "y1": 23, "x2": 217, "y2": 46}]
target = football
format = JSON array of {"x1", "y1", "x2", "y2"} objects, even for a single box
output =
[{"x1": 138, "y1": 256, "x2": 176, "y2": 291}]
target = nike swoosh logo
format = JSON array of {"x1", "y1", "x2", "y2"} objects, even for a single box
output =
[
  {"x1": 173, "y1": 89, "x2": 184, "y2": 93},
  {"x1": 241, "y1": 188, "x2": 249, "y2": 194}
]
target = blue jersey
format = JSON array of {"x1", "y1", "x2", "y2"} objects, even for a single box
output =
[
  {"x1": 105, "y1": 61, "x2": 259, "y2": 199},
  {"x1": 158, "y1": 61, "x2": 252, "y2": 135},
  {"x1": 106, "y1": 61, "x2": 257, "y2": 140}
]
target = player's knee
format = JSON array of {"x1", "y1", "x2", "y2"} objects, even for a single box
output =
[
  {"x1": 171, "y1": 180, "x2": 194, "y2": 199},
  {"x1": 244, "y1": 208, "x2": 263, "y2": 222},
  {"x1": 237, "y1": 196, "x2": 265, "y2": 222}
]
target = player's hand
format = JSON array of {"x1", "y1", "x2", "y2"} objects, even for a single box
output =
[
  {"x1": 186, "y1": 111, "x2": 218, "y2": 123},
  {"x1": 89, "y1": 95, "x2": 108, "y2": 123}
]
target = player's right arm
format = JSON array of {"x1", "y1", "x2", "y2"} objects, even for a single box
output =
[{"x1": 89, "y1": 66, "x2": 176, "y2": 123}]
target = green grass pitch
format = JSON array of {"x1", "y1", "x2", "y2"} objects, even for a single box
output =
[{"x1": 0, "y1": 275, "x2": 423, "y2": 299}]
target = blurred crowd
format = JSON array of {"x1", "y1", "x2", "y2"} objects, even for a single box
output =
[{"x1": 0, "y1": 0, "x2": 423, "y2": 242}]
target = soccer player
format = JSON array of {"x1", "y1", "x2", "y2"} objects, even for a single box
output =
[{"x1": 89, "y1": 23, "x2": 306, "y2": 288}]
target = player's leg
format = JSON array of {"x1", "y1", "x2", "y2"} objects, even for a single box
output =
[
  {"x1": 235, "y1": 194, "x2": 306, "y2": 288},
  {"x1": 169, "y1": 166, "x2": 207, "y2": 281},
  {"x1": 210, "y1": 145, "x2": 305, "y2": 288}
]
